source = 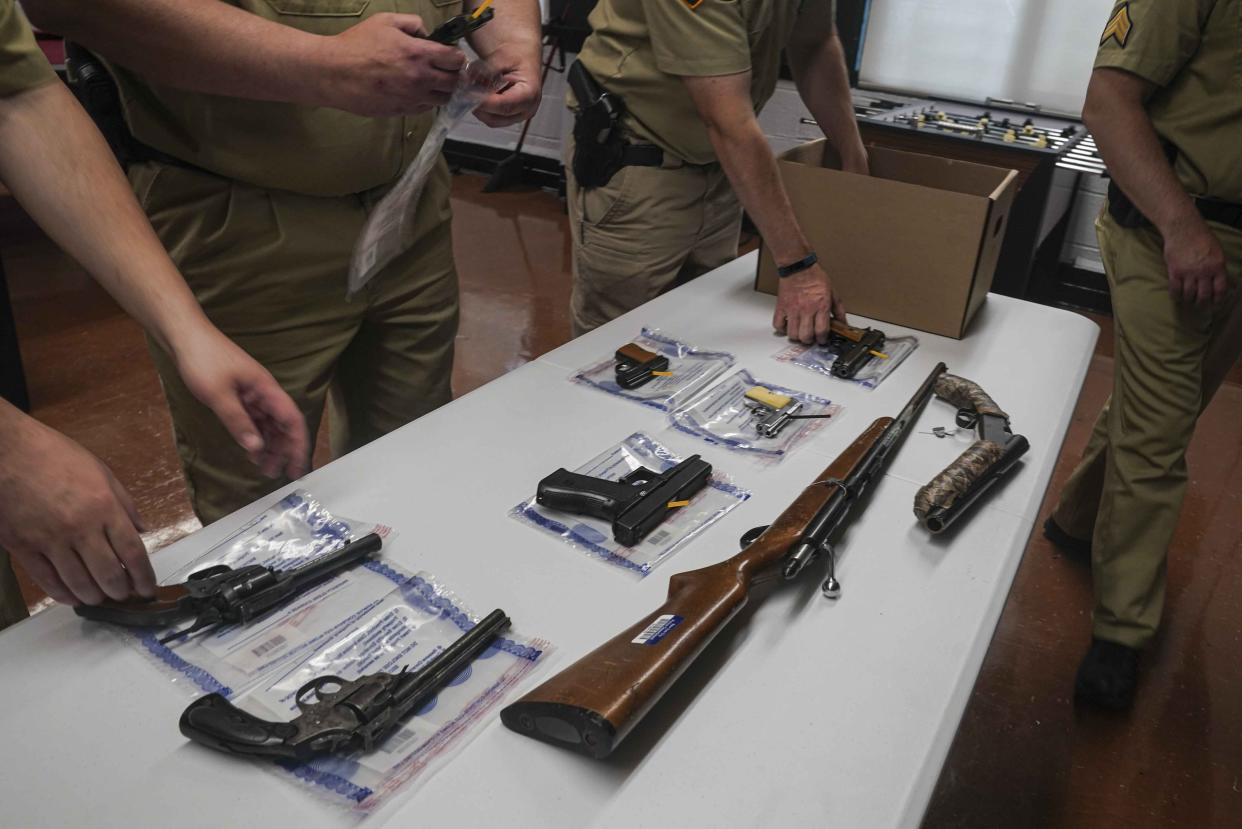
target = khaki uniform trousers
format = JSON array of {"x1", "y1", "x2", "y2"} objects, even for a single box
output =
[
  {"x1": 0, "y1": 548, "x2": 28, "y2": 631},
  {"x1": 1053, "y1": 209, "x2": 1242, "y2": 649},
  {"x1": 566, "y1": 137, "x2": 742, "y2": 336},
  {"x1": 131, "y1": 158, "x2": 459, "y2": 526}
]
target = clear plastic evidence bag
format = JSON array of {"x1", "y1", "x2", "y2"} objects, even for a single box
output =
[
  {"x1": 670, "y1": 368, "x2": 842, "y2": 460},
  {"x1": 571, "y1": 328, "x2": 736, "y2": 412},
  {"x1": 510, "y1": 432, "x2": 750, "y2": 576},
  {"x1": 348, "y1": 60, "x2": 503, "y2": 296},
  {"x1": 773, "y1": 334, "x2": 919, "y2": 389},
  {"x1": 120, "y1": 490, "x2": 549, "y2": 816}
]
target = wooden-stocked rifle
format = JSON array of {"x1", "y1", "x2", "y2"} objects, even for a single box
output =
[{"x1": 500, "y1": 363, "x2": 949, "y2": 759}]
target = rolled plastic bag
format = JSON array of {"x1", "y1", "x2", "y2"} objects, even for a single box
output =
[{"x1": 348, "y1": 60, "x2": 503, "y2": 296}]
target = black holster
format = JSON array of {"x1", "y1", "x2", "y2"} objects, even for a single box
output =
[
  {"x1": 64, "y1": 42, "x2": 193, "y2": 172},
  {"x1": 567, "y1": 60, "x2": 627, "y2": 189}
]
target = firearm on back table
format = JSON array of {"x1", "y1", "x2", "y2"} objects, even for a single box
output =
[
  {"x1": 74, "y1": 533, "x2": 384, "y2": 643},
  {"x1": 536, "y1": 455, "x2": 712, "y2": 546},
  {"x1": 914, "y1": 374, "x2": 1029, "y2": 533},
  {"x1": 180, "y1": 609, "x2": 510, "y2": 762},
  {"x1": 501, "y1": 363, "x2": 950, "y2": 759}
]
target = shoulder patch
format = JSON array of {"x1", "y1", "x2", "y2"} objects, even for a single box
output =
[
  {"x1": 682, "y1": 0, "x2": 705, "y2": 8},
  {"x1": 1100, "y1": 2, "x2": 1134, "y2": 48}
]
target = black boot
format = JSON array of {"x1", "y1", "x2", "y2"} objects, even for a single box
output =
[
  {"x1": 1043, "y1": 516, "x2": 1092, "y2": 562},
  {"x1": 1074, "y1": 638, "x2": 1139, "y2": 710}
]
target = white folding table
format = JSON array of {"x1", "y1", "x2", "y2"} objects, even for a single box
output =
[{"x1": 0, "y1": 252, "x2": 1097, "y2": 828}]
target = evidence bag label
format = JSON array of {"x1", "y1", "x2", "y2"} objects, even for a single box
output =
[{"x1": 632, "y1": 614, "x2": 683, "y2": 645}]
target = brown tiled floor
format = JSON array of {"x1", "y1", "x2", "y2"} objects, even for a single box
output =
[{"x1": 3, "y1": 172, "x2": 1241, "y2": 826}]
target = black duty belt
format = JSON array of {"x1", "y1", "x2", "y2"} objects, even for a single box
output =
[
  {"x1": 621, "y1": 144, "x2": 664, "y2": 168},
  {"x1": 1109, "y1": 179, "x2": 1242, "y2": 230}
]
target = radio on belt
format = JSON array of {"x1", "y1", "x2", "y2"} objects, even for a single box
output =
[{"x1": 614, "y1": 342, "x2": 671, "y2": 389}]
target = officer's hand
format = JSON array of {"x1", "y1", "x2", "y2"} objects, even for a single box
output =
[
  {"x1": 321, "y1": 13, "x2": 466, "y2": 116},
  {"x1": 773, "y1": 264, "x2": 847, "y2": 344},
  {"x1": 841, "y1": 147, "x2": 870, "y2": 176},
  {"x1": 1163, "y1": 217, "x2": 1229, "y2": 306},
  {"x1": 0, "y1": 415, "x2": 155, "y2": 606},
  {"x1": 473, "y1": 43, "x2": 542, "y2": 128},
  {"x1": 172, "y1": 329, "x2": 309, "y2": 481}
]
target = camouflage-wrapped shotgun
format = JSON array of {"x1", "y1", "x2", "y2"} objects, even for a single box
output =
[
  {"x1": 500, "y1": 363, "x2": 948, "y2": 759},
  {"x1": 913, "y1": 374, "x2": 1029, "y2": 533}
]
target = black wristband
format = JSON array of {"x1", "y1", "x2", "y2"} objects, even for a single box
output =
[{"x1": 777, "y1": 252, "x2": 818, "y2": 278}]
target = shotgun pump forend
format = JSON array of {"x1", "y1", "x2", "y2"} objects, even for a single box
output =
[
  {"x1": 500, "y1": 363, "x2": 947, "y2": 759},
  {"x1": 913, "y1": 374, "x2": 1030, "y2": 533},
  {"x1": 73, "y1": 533, "x2": 384, "y2": 644},
  {"x1": 536, "y1": 455, "x2": 712, "y2": 546},
  {"x1": 180, "y1": 609, "x2": 510, "y2": 763}
]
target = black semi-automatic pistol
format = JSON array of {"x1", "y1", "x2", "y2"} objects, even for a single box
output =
[
  {"x1": 427, "y1": 6, "x2": 494, "y2": 44},
  {"x1": 828, "y1": 320, "x2": 888, "y2": 379},
  {"x1": 614, "y1": 342, "x2": 670, "y2": 389},
  {"x1": 74, "y1": 533, "x2": 384, "y2": 644},
  {"x1": 180, "y1": 609, "x2": 510, "y2": 763},
  {"x1": 536, "y1": 455, "x2": 712, "y2": 546}
]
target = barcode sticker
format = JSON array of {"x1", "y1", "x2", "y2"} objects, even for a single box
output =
[
  {"x1": 631, "y1": 614, "x2": 683, "y2": 646},
  {"x1": 213, "y1": 622, "x2": 309, "y2": 676},
  {"x1": 644, "y1": 529, "x2": 672, "y2": 547},
  {"x1": 251, "y1": 634, "x2": 287, "y2": 659},
  {"x1": 378, "y1": 727, "x2": 419, "y2": 756}
]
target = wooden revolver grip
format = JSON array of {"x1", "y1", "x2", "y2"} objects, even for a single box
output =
[
  {"x1": 74, "y1": 583, "x2": 191, "y2": 627},
  {"x1": 500, "y1": 419, "x2": 891, "y2": 758}
]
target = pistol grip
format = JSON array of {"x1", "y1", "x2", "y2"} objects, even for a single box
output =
[
  {"x1": 181, "y1": 694, "x2": 299, "y2": 760},
  {"x1": 536, "y1": 469, "x2": 637, "y2": 521}
]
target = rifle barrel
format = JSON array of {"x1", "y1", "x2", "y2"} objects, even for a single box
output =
[{"x1": 501, "y1": 362, "x2": 949, "y2": 758}]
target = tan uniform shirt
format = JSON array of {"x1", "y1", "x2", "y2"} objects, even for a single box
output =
[
  {"x1": 0, "y1": 0, "x2": 56, "y2": 97},
  {"x1": 578, "y1": 0, "x2": 835, "y2": 165},
  {"x1": 110, "y1": 0, "x2": 463, "y2": 197},
  {"x1": 1094, "y1": 0, "x2": 1242, "y2": 202}
]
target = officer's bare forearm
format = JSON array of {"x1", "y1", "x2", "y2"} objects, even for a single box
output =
[
  {"x1": 1084, "y1": 68, "x2": 1202, "y2": 238},
  {"x1": 683, "y1": 73, "x2": 811, "y2": 264},
  {"x1": 0, "y1": 80, "x2": 212, "y2": 359},
  {"x1": 22, "y1": 0, "x2": 327, "y2": 107},
  {"x1": 467, "y1": 0, "x2": 541, "y2": 68},
  {"x1": 789, "y1": 27, "x2": 867, "y2": 170}
]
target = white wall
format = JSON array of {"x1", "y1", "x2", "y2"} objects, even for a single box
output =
[{"x1": 859, "y1": 0, "x2": 1117, "y2": 117}]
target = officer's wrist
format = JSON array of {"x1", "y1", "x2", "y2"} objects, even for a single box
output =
[{"x1": 777, "y1": 251, "x2": 819, "y2": 279}]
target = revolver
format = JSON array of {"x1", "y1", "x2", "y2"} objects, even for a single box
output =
[
  {"x1": 74, "y1": 533, "x2": 384, "y2": 643},
  {"x1": 536, "y1": 455, "x2": 712, "y2": 546},
  {"x1": 180, "y1": 609, "x2": 510, "y2": 762}
]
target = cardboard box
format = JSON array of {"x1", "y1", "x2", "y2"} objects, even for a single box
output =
[{"x1": 756, "y1": 140, "x2": 1018, "y2": 339}]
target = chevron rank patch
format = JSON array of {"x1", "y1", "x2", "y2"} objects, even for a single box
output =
[
  {"x1": 1100, "y1": 2, "x2": 1134, "y2": 48},
  {"x1": 681, "y1": 0, "x2": 705, "y2": 8}
]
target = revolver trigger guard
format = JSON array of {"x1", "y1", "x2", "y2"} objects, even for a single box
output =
[
  {"x1": 296, "y1": 674, "x2": 352, "y2": 710},
  {"x1": 955, "y1": 408, "x2": 978, "y2": 430},
  {"x1": 187, "y1": 564, "x2": 232, "y2": 581}
]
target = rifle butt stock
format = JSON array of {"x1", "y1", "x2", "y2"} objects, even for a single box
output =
[{"x1": 500, "y1": 560, "x2": 752, "y2": 758}]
